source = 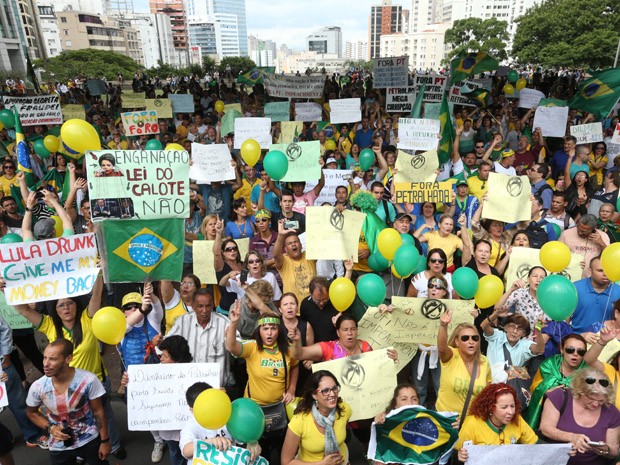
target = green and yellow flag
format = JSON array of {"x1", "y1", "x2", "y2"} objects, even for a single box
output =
[
  {"x1": 438, "y1": 92, "x2": 455, "y2": 165},
  {"x1": 568, "y1": 67, "x2": 620, "y2": 121},
  {"x1": 236, "y1": 67, "x2": 275, "y2": 85},
  {"x1": 449, "y1": 51, "x2": 498, "y2": 85},
  {"x1": 410, "y1": 84, "x2": 426, "y2": 118},
  {"x1": 461, "y1": 86, "x2": 490, "y2": 108},
  {"x1": 539, "y1": 98, "x2": 568, "y2": 107}
]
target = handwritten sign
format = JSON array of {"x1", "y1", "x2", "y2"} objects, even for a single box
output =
[
  {"x1": 295, "y1": 102, "x2": 322, "y2": 122},
  {"x1": 611, "y1": 123, "x2": 620, "y2": 144},
  {"x1": 330, "y1": 98, "x2": 361, "y2": 124},
  {"x1": 168, "y1": 94, "x2": 194, "y2": 113},
  {"x1": 121, "y1": 92, "x2": 146, "y2": 109},
  {"x1": 518, "y1": 88, "x2": 546, "y2": 109},
  {"x1": 398, "y1": 118, "x2": 440, "y2": 151},
  {"x1": 264, "y1": 101, "x2": 290, "y2": 122},
  {"x1": 2, "y1": 95, "x2": 62, "y2": 126},
  {"x1": 533, "y1": 106, "x2": 569, "y2": 138},
  {"x1": 270, "y1": 141, "x2": 321, "y2": 182},
  {"x1": 570, "y1": 122, "x2": 604, "y2": 144},
  {"x1": 224, "y1": 103, "x2": 242, "y2": 114},
  {"x1": 395, "y1": 180, "x2": 455, "y2": 204},
  {"x1": 86, "y1": 150, "x2": 190, "y2": 220},
  {"x1": 464, "y1": 444, "x2": 571, "y2": 465},
  {"x1": 373, "y1": 57, "x2": 409, "y2": 88},
  {"x1": 424, "y1": 103, "x2": 441, "y2": 120},
  {"x1": 280, "y1": 121, "x2": 303, "y2": 144},
  {"x1": 121, "y1": 111, "x2": 159, "y2": 136},
  {"x1": 394, "y1": 149, "x2": 439, "y2": 184},
  {"x1": 449, "y1": 80, "x2": 487, "y2": 107},
  {"x1": 482, "y1": 173, "x2": 531, "y2": 223},
  {"x1": 597, "y1": 337, "x2": 620, "y2": 364},
  {"x1": 61, "y1": 104, "x2": 86, "y2": 121},
  {"x1": 189, "y1": 144, "x2": 235, "y2": 183},
  {"x1": 234, "y1": 117, "x2": 272, "y2": 149},
  {"x1": 127, "y1": 363, "x2": 220, "y2": 431},
  {"x1": 305, "y1": 207, "x2": 366, "y2": 262},
  {"x1": 192, "y1": 442, "x2": 268, "y2": 465},
  {"x1": 504, "y1": 247, "x2": 583, "y2": 290},
  {"x1": 313, "y1": 349, "x2": 398, "y2": 421},
  {"x1": 0, "y1": 233, "x2": 99, "y2": 305},
  {"x1": 264, "y1": 74, "x2": 325, "y2": 98},
  {"x1": 0, "y1": 293, "x2": 32, "y2": 329},
  {"x1": 146, "y1": 99, "x2": 172, "y2": 119},
  {"x1": 305, "y1": 169, "x2": 352, "y2": 205},
  {"x1": 192, "y1": 241, "x2": 217, "y2": 285}
]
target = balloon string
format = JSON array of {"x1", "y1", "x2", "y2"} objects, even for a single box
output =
[
  {"x1": 599, "y1": 283, "x2": 614, "y2": 330},
  {"x1": 116, "y1": 345, "x2": 127, "y2": 372}
]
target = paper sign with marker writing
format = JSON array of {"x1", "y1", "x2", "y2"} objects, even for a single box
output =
[
  {"x1": 533, "y1": 106, "x2": 569, "y2": 138},
  {"x1": 264, "y1": 101, "x2": 290, "y2": 122},
  {"x1": 190, "y1": 144, "x2": 235, "y2": 183},
  {"x1": 192, "y1": 442, "x2": 268, "y2": 465},
  {"x1": 398, "y1": 118, "x2": 441, "y2": 151},
  {"x1": 464, "y1": 444, "x2": 571, "y2": 465},
  {"x1": 612, "y1": 123, "x2": 620, "y2": 144},
  {"x1": 280, "y1": 121, "x2": 303, "y2": 144},
  {"x1": 0, "y1": 234, "x2": 99, "y2": 305},
  {"x1": 127, "y1": 363, "x2": 220, "y2": 431},
  {"x1": 2, "y1": 95, "x2": 62, "y2": 126},
  {"x1": 394, "y1": 149, "x2": 439, "y2": 184},
  {"x1": 518, "y1": 88, "x2": 546, "y2": 109},
  {"x1": 373, "y1": 57, "x2": 409, "y2": 88},
  {"x1": 395, "y1": 180, "x2": 455, "y2": 204},
  {"x1": 295, "y1": 102, "x2": 322, "y2": 122},
  {"x1": 168, "y1": 94, "x2": 194, "y2": 113},
  {"x1": 234, "y1": 117, "x2": 272, "y2": 149},
  {"x1": 329, "y1": 98, "x2": 361, "y2": 124},
  {"x1": 482, "y1": 173, "x2": 531, "y2": 223},
  {"x1": 271, "y1": 141, "x2": 321, "y2": 182},
  {"x1": 192, "y1": 241, "x2": 217, "y2": 285},
  {"x1": 313, "y1": 348, "x2": 398, "y2": 421},
  {"x1": 570, "y1": 122, "x2": 603, "y2": 144},
  {"x1": 121, "y1": 92, "x2": 146, "y2": 109},
  {"x1": 597, "y1": 337, "x2": 620, "y2": 363},
  {"x1": 0, "y1": 293, "x2": 32, "y2": 329},
  {"x1": 504, "y1": 247, "x2": 583, "y2": 291},
  {"x1": 121, "y1": 110, "x2": 159, "y2": 136},
  {"x1": 305, "y1": 169, "x2": 353, "y2": 205},
  {"x1": 224, "y1": 103, "x2": 242, "y2": 114},
  {"x1": 146, "y1": 99, "x2": 172, "y2": 119},
  {"x1": 305, "y1": 206, "x2": 366, "y2": 262},
  {"x1": 86, "y1": 150, "x2": 190, "y2": 220},
  {"x1": 61, "y1": 104, "x2": 86, "y2": 121},
  {"x1": 264, "y1": 74, "x2": 325, "y2": 99}
]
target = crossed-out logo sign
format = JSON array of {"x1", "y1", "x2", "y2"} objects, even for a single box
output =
[
  {"x1": 286, "y1": 143, "x2": 302, "y2": 161},
  {"x1": 506, "y1": 177, "x2": 523, "y2": 197},
  {"x1": 154, "y1": 99, "x2": 163, "y2": 107},
  {"x1": 410, "y1": 154, "x2": 426, "y2": 169},
  {"x1": 516, "y1": 264, "x2": 531, "y2": 280},
  {"x1": 421, "y1": 299, "x2": 446, "y2": 320},
  {"x1": 330, "y1": 209, "x2": 344, "y2": 231},
  {"x1": 341, "y1": 359, "x2": 365, "y2": 389}
]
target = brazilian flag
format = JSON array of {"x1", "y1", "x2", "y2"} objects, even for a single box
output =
[
  {"x1": 437, "y1": 92, "x2": 455, "y2": 165},
  {"x1": 13, "y1": 107, "x2": 36, "y2": 188},
  {"x1": 368, "y1": 406, "x2": 458, "y2": 465},
  {"x1": 568, "y1": 67, "x2": 620, "y2": 121},
  {"x1": 97, "y1": 219, "x2": 184, "y2": 282},
  {"x1": 461, "y1": 86, "x2": 490, "y2": 109},
  {"x1": 236, "y1": 67, "x2": 275, "y2": 85},
  {"x1": 410, "y1": 84, "x2": 426, "y2": 118},
  {"x1": 539, "y1": 98, "x2": 568, "y2": 107},
  {"x1": 450, "y1": 51, "x2": 499, "y2": 85}
]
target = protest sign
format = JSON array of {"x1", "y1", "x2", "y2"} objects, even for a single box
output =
[
  {"x1": 192, "y1": 442, "x2": 268, "y2": 465},
  {"x1": 0, "y1": 234, "x2": 99, "y2": 305},
  {"x1": 598, "y1": 337, "x2": 620, "y2": 363},
  {"x1": 533, "y1": 106, "x2": 569, "y2": 138},
  {"x1": 394, "y1": 149, "x2": 439, "y2": 184},
  {"x1": 464, "y1": 444, "x2": 571, "y2": 465},
  {"x1": 146, "y1": 98, "x2": 172, "y2": 119},
  {"x1": 329, "y1": 98, "x2": 361, "y2": 124},
  {"x1": 190, "y1": 143, "x2": 235, "y2": 183},
  {"x1": 61, "y1": 104, "x2": 86, "y2": 121},
  {"x1": 305, "y1": 207, "x2": 366, "y2": 262},
  {"x1": 413, "y1": 74, "x2": 449, "y2": 102},
  {"x1": 127, "y1": 363, "x2": 220, "y2": 431},
  {"x1": 612, "y1": 123, "x2": 620, "y2": 144},
  {"x1": 305, "y1": 169, "x2": 353, "y2": 205},
  {"x1": 395, "y1": 180, "x2": 455, "y2": 204},
  {"x1": 518, "y1": 88, "x2": 546, "y2": 109},
  {"x1": 269, "y1": 141, "x2": 321, "y2": 182},
  {"x1": 386, "y1": 87, "x2": 416, "y2": 113},
  {"x1": 294, "y1": 102, "x2": 322, "y2": 122},
  {"x1": 168, "y1": 94, "x2": 194, "y2": 113},
  {"x1": 86, "y1": 149, "x2": 190, "y2": 220},
  {"x1": 570, "y1": 122, "x2": 604, "y2": 144},
  {"x1": 280, "y1": 121, "x2": 303, "y2": 144},
  {"x1": 313, "y1": 348, "x2": 398, "y2": 421},
  {"x1": 373, "y1": 57, "x2": 409, "y2": 88},
  {"x1": 86, "y1": 79, "x2": 107, "y2": 96},
  {"x1": 449, "y1": 80, "x2": 487, "y2": 107},
  {"x1": 398, "y1": 118, "x2": 440, "y2": 151},
  {"x1": 264, "y1": 74, "x2": 325, "y2": 98},
  {"x1": 0, "y1": 293, "x2": 32, "y2": 329},
  {"x1": 121, "y1": 92, "x2": 146, "y2": 109},
  {"x1": 236, "y1": 238, "x2": 250, "y2": 263},
  {"x1": 2, "y1": 95, "x2": 62, "y2": 126},
  {"x1": 192, "y1": 241, "x2": 217, "y2": 285},
  {"x1": 234, "y1": 117, "x2": 271, "y2": 149},
  {"x1": 264, "y1": 101, "x2": 290, "y2": 122},
  {"x1": 224, "y1": 103, "x2": 242, "y2": 114},
  {"x1": 504, "y1": 247, "x2": 583, "y2": 290},
  {"x1": 121, "y1": 110, "x2": 159, "y2": 136},
  {"x1": 424, "y1": 102, "x2": 442, "y2": 120},
  {"x1": 482, "y1": 173, "x2": 531, "y2": 223}
]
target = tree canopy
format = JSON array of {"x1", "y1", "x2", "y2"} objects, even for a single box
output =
[
  {"x1": 444, "y1": 17, "x2": 509, "y2": 63},
  {"x1": 218, "y1": 56, "x2": 256, "y2": 76},
  {"x1": 512, "y1": 0, "x2": 619, "y2": 68}
]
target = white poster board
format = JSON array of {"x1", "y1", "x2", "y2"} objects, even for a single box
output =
[
  {"x1": 189, "y1": 143, "x2": 235, "y2": 183},
  {"x1": 330, "y1": 98, "x2": 361, "y2": 124},
  {"x1": 533, "y1": 106, "x2": 569, "y2": 138},
  {"x1": 234, "y1": 117, "x2": 272, "y2": 149},
  {"x1": 397, "y1": 118, "x2": 441, "y2": 151}
]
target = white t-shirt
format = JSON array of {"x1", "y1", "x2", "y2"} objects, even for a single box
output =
[{"x1": 493, "y1": 162, "x2": 517, "y2": 176}]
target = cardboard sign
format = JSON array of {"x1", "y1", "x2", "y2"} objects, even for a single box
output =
[
  {"x1": 305, "y1": 206, "x2": 366, "y2": 262},
  {"x1": 394, "y1": 149, "x2": 439, "y2": 184},
  {"x1": 397, "y1": 118, "x2": 440, "y2": 151},
  {"x1": 121, "y1": 92, "x2": 146, "y2": 109},
  {"x1": 272, "y1": 141, "x2": 321, "y2": 182},
  {"x1": 394, "y1": 180, "x2": 455, "y2": 204},
  {"x1": 2, "y1": 95, "x2": 62, "y2": 126},
  {"x1": 233, "y1": 117, "x2": 272, "y2": 149},
  {"x1": 146, "y1": 99, "x2": 172, "y2": 119},
  {"x1": 121, "y1": 110, "x2": 159, "y2": 136},
  {"x1": 533, "y1": 106, "x2": 569, "y2": 138},
  {"x1": 330, "y1": 98, "x2": 361, "y2": 124},
  {"x1": 192, "y1": 240, "x2": 217, "y2": 285},
  {"x1": 570, "y1": 122, "x2": 604, "y2": 144},
  {"x1": 168, "y1": 94, "x2": 194, "y2": 113},
  {"x1": 189, "y1": 143, "x2": 235, "y2": 183},
  {"x1": 373, "y1": 57, "x2": 409, "y2": 88},
  {"x1": 263, "y1": 74, "x2": 325, "y2": 98},
  {"x1": 482, "y1": 173, "x2": 532, "y2": 223}
]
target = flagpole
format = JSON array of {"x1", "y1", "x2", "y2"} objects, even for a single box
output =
[{"x1": 614, "y1": 38, "x2": 620, "y2": 68}]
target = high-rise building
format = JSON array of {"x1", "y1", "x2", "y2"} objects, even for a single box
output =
[
  {"x1": 306, "y1": 26, "x2": 342, "y2": 58},
  {"x1": 0, "y1": 0, "x2": 28, "y2": 74},
  {"x1": 185, "y1": 0, "x2": 247, "y2": 56},
  {"x1": 37, "y1": 5, "x2": 61, "y2": 58},
  {"x1": 368, "y1": 0, "x2": 408, "y2": 58},
  {"x1": 380, "y1": 22, "x2": 450, "y2": 71},
  {"x1": 188, "y1": 20, "x2": 217, "y2": 61},
  {"x1": 149, "y1": 0, "x2": 187, "y2": 54},
  {"x1": 345, "y1": 40, "x2": 369, "y2": 61},
  {"x1": 248, "y1": 35, "x2": 276, "y2": 67}
]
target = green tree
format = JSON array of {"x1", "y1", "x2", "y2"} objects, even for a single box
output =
[
  {"x1": 512, "y1": 0, "x2": 619, "y2": 68},
  {"x1": 218, "y1": 56, "x2": 256, "y2": 76},
  {"x1": 202, "y1": 55, "x2": 216, "y2": 74},
  {"x1": 444, "y1": 17, "x2": 509, "y2": 63},
  {"x1": 33, "y1": 49, "x2": 142, "y2": 82},
  {"x1": 344, "y1": 60, "x2": 373, "y2": 71}
]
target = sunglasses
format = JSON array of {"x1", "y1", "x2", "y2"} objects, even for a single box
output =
[
  {"x1": 475, "y1": 145, "x2": 485, "y2": 149},
  {"x1": 3, "y1": 165, "x2": 14, "y2": 169},
  {"x1": 564, "y1": 346, "x2": 586, "y2": 356},
  {"x1": 585, "y1": 377, "x2": 610, "y2": 388},
  {"x1": 247, "y1": 259, "x2": 261, "y2": 265},
  {"x1": 316, "y1": 386, "x2": 340, "y2": 396},
  {"x1": 428, "y1": 284, "x2": 445, "y2": 290},
  {"x1": 224, "y1": 246, "x2": 238, "y2": 252},
  {"x1": 459, "y1": 335, "x2": 480, "y2": 342},
  {"x1": 429, "y1": 258, "x2": 446, "y2": 264},
  {"x1": 256, "y1": 218, "x2": 269, "y2": 223},
  {"x1": 122, "y1": 303, "x2": 140, "y2": 311}
]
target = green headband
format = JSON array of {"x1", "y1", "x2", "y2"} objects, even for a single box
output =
[{"x1": 258, "y1": 317, "x2": 281, "y2": 326}]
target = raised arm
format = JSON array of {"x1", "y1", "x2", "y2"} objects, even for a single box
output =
[
  {"x1": 87, "y1": 274, "x2": 104, "y2": 317},
  {"x1": 437, "y1": 309, "x2": 453, "y2": 363},
  {"x1": 273, "y1": 220, "x2": 287, "y2": 270},
  {"x1": 584, "y1": 326, "x2": 616, "y2": 372},
  {"x1": 43, "y1": 190, "x2": 73, "y2": 233},
  {"x1": 312, "y1": 160, "x2": 326, "y2": 196},
  {"x1": 288, "y1": 327, "x2": 323, "y2": 362},
  {"x1": 22, "y1": 191, "x2": 36, "y2": 241},
  {"x1": 213, "y1": 216, "x2": 225, "y2": 272},
  {"x1": 225, "y1": 300, "x2": 243, "y2": 356}
]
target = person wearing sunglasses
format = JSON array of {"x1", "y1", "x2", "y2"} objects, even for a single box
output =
[
  {"x1": 407, "y1": 248, "x2": 457, "y2": 299},
  {"x1": 222, "y1": 250, "x2": 282, "y2": 305},
  {"x1": 160, "y1": 274, "x2": 201, "y2": 334},
  {"x1": 540, "y1": 368, "x2": 620, "y2": 463},
  {"x1": 249, "y1": 209, "x2": 278, "y2": 274},
  {"x1": 0, "y1": 159, "x2": 18, "y2": 197},
  {"x1": 415, "y1": 214, "x2": 470, "y2": 273},
  {"x1": 214, "y1": 218, "x2": 242, "y2": 316},
  {"x1": 525, "y1": 334, "x2": 587, "y2": 430}
]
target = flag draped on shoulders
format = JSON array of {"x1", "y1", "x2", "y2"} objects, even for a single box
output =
[
  {"x1": 449, "y1": 51, "x2": 499, "y2": 85},
  {"x1": 568, "y1": 67, "x2": 620, "y2": 121}
]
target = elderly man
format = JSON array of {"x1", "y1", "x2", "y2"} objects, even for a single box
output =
[{"x1": 559, "y1": 214, "x2": 610, "y2": 278}]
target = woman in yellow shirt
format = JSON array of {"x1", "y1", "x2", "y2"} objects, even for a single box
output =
[{"x1": 415, "y1": 214, "x2": 471, "y2": 272}]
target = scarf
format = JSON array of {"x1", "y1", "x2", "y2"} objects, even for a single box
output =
[{"x1": 311, "y1": 402, "x2": 339, "y2": 455}]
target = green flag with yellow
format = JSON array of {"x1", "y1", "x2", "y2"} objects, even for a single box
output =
[
  {"x1": 438, "y1": 92, "x2": 455, "y2": 165},
  {"x1": 449, "y1": 51, "x2": 499, "y2": 85},
  {"x1": 568, "y1": 67, "x2": 620, "y2": 121}
]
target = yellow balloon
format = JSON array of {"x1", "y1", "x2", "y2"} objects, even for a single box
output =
[
  {"x1": 50, "y1": 215, "x2": 63, "y2": 238},
  {"x1": 43, "y1": 135, "x2": 60, "y2": 153},
  {"x1": 92, "y1": 307, "x2": 126, "y2": 345},
  {"x1": 0, "y1": 121, "x2": 4, "y2": 131},
  {"x1": 60, "y1": 119, "x2": 101, "y2": 159},
  {"x1": 240, "y1": 139, "x2": 261, "y2": 167},
  {"x1": 601, "y1": 243, "x2": 620, "y2": 281},
  {"x1": 214, "y1": 100, "x2": 225, "y2": 113},
  {"x1": 329, "y1": 277, "x2": 356, "y2": 312},
  {"x1": 286, "y1": 397, "x2": 301, "y2": 420},
  {"x1": 539, "y1": 241, "x2": 571, "y2": 272},
  {"x1": 474, "y1": 275, "x2": 504, "y2": 308},
  {"x1": 516, "y1": 78, "x2": 527, "y2": 91},
  {"x1": 503, "y1": 84, "x2": 515, "y2": 95},
  {"x1": 391, "y1": 264, "x2": 410, "y2": 280},
  {"x1": 377, "y1": 228, "x2": 402, "y2": 261},
  {"x1": 165, "y1": 143, "x2": 185, "y2": 151},
  {"x1": 120, "y1": 140, "x2": 128, "y2": 150},
  {"x1": 193, "y1": 389, "x2": 232, "y2": 429},
  {"x1": 325, "y1": 140, "x2": 336, "y2": 151}
]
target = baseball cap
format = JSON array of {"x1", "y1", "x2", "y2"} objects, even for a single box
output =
[
  {"x1": 395, "y1": 212, "x2": 413, "y2": 222},
  {"x1": 456, "y1": 179, "x2": 469, "y2": 187},
  {"x1": 255, "y1": 209, "x2": 271, "y2": 220},
  {"x1": 325, "y1": 157, "x2": 338, "y2": 165},
  {"x1": 33, "y1": 218, "x2": 56, "y2": 240},
  {"x1": 122, "y1": 292, "x2": 143, "y2": 308}
]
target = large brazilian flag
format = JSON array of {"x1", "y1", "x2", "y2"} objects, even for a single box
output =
[{"x1": 568, "y1": 67, "x2": 620, "y2": 121}]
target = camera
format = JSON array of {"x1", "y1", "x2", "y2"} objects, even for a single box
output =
[
  {"x1": 61, "y1": 422, "x2": 74, "y2": 447},
  {"x1": 284, "y1": 220, "x2": 299, "y2": 230}
]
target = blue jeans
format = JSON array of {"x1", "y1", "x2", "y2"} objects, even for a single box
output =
[
  {"x1": 5, "y1": 363, "x2": 42, "y2": 442},
  {"x1": 165, "y1": 439, "x2": 184, "y2": 465},
  {"x1": 101, "y1": 377, "x2": 121, "y2": 453}
]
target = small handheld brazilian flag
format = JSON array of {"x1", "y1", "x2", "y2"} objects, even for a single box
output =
[
  {"x1": 450, "y1": 51, "x2": 498, "y2": 85},
  {"x1": 568, "y1": 67, "x2": 620, "y2": 121},
  {"x1": 13, "y1": 106, "x2": 36, "y2": 188}
]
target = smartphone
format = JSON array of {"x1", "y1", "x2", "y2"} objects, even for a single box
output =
[
  {"x1": 588, "y1": 441, "x2": 606, "y2": 446},
  {"x1": 239, "y1": 269, "x2": 248, "y2": 285},
  {"x1": 284, "y1": 220, "x2": 299, "y2": 230}
]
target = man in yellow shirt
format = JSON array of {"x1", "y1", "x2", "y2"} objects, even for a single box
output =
[
  {"x1": 234, "y1": 165, "x2": 260, "y2": 211},
  {"x1": 467, "y1": 161, "x2": 492, "y2": 201}
]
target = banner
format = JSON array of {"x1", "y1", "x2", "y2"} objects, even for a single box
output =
[
  {"x1": 448, "y1": 80, "x2": 487, "y2": 107},
  {"x1": 190, "y1": 143, "x2": 235, "y2": 183},
  {"x1": 192, "y1": 442, "x2": 268, "y2": 465},
  {"x1": 533, "y1": 106, "x2": 569, "y2": 138},
  {"x1": 313, "y1": 348, "x2": 398, "y2": 421},
  {"x1": 464, "y1": 444, "x2": 571, "y2": 465},
  {"x1": 86, "y1": 149, "x2": 190, "y2": 220},
  {"x1": 504, "y1": 247, "x2": 583, "y2": 290},
  {"x1": 121, "y1": 92, "x2": 146, "y2": 109},
  {"x1": 192, "y1": 241, "x2": 217, "y2": 284},
  {"x1": 424, "y1": 103, "x2": 441, "y2": 120},
  {"x1": 127, "y1": 363, "x2": 220, "y2": 431},
  {"x1": 2, "y1": 95, "x2": 62, "y2": 125},
  {"x1": 373, "y1": 57, "x2": 409, "y2": 88},
  {"x1": 398, "y1": 118, "x2": 441, "y2": 151},
  {"x1": 394, "y1": 149, "x2": 439, "y2": 184},
  {"x1": 570, "y1": 122, "x2": 604, "y2": 144},
  {"x1": 86, "y1": 79, "x2": 107, "y2": 96},
  {"x1": 305, "y1": 169, "x2": 352, "y2": 205},
  {"x1": 329, "y1": 98, "x2": 361, "y2": 124},
  {"x1": 395, "y1": 180, "x2": 455, "y2": 204},
  {"x1": 121, "y1": 110, "x2": 159, "y2": 136},
  {"x1": 305, "y1": 206, "x2": 366, "y2": 261},
  {"x1": 234, "y1": 117, "x2": 272, "y2": 149},
  {"x1": 280, "y1": 121, "x2": 303, "y2": 144},
  {"x1": 294, "y1": 102, "x2": 322, "y2": 122},
  {"x1": 482, "y1": 173, "x2": 531, "y2": 223},
  {"x1": 264, "y1": 101, "x2": 290, "y2": 122},
  {"x1": 264, "y1": 74, "x2": 325, "y2": 98},
  {"x1": 519, "y1": 89, "x2": 546, "y2": 109},
  {"x1": 168, "y1": 94, "x2": 194, "y2": 113},
  {"x1": 146, "y1": 98, "x2": 172, "y2": 119},
  {"x1": 270, "y1": 141, "x2": 321, "y2": 182},
  {"x1": 0, "y1": 292, "x2": 32, "y2": 329},
  {"x1": 0, "y1": 234, "x2": 99, "y2": 305},
  {"x1": 61, "y1": 104, "x2": 86, "y2": 121}
]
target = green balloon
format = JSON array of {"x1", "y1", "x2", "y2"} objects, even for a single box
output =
[
  {"x1": 263, "y1": 150, "x2": 288, "y2": 181},
  {"x1": 1, "y1": 233, "x2": 22, "y2": 244},
  {"x1": 0, "y1": 109, "x2": 14, "y2": 129},
  {"x1": 48, "y1": 126, "x2": 61, "y2": 136},
  {"x1": 400, "y1": 233, "x2": 414, "y2": 245},
  {"x1": 507, "y1": 70, "x2": 519, "y2": 84},
  {"x1": 359, "y1": 148, "x2": 375, "y2": 171},
  {"x1": 452, "y1": 267, "x2": 479, "y2": 299},
  {"x1": 413, "y1": 255, "x2": 427, "y2": 274},
  {"x1": 226, "y1": 398, "x2": 265, "y2": 443},
  {"x1": 368, "y1": 251, "x2": 390, "y2": 272},
  {"x1": 145, "y1": 139, "x2": 163, "y2": 150},
  {"x1": 393, "y1": 244, "x2": 420, "y2": 277},
  {"x1": 33, "y1": 139, "x2": 51, "y2": 158},
  {"x1": 537, "y1": 275, "x2": 578, "y2": 321},
  {"x1": 357, "y1": 273, "x2": 386, "y2": 306}
]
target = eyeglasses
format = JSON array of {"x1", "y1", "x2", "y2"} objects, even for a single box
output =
[
  {"x1": 504, "y1": 323, "x2": 525, "y2": 334},
  {"x1": 316, "y1": 386, "x2": 340, "y2": 396},
  {"x1": 180, "y1": 281, "x2": 196, "y2": 287},
  {"x1": 585, "y1": 377, "x2": 610, "y2": 388},
  {"x1": 224, "y1": 246, "x2": 238, "y2": 252},
  {"x1": 459, "y1": 335, "x2": 480, "y2": 342},
  {"x1": 56, "y1": 301, "x2": 76, "y2": 309},
  {"x1": 3, "y1": 165, "x2": 14, "y2": 170},
  {"x1": 122, "y1": 303, "x2": 141, "y2": 311},
  {"x1": 428, "y1": 284, "x2": 445, "y2": 290},
  {"x1": 564, "y1": 346, "x2": 586, "y2": 356},
  {"x1": 247, "y1": 259, "x2": 261, "y2": 265},
  {"x1": 429, "y1": 258, "x2": 446, "y2": 264},
  {"x1": 256, "y1": 218, "x2": 269, "y2": 223}
]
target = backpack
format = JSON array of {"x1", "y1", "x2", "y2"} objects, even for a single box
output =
[{"x1": 525, "y1": 219, "x2": 549, "y2": 249}]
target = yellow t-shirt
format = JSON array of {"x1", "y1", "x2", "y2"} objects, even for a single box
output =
[
  {"x1": 234, "y1": 178, "x2": 260, "y2": 210},
  {"x1": 602, "y1": 362, "x2": 620, "y2": 410},
  {"x1": 288, "y1": 402, "x2": 352, "y2": 463},
  {"x1": 455, "y1": 415, "x2": 538, "y2": 449},
  {"x1": 422, "y1": 231, "x2": 462, "y2": 268},
  {"x1": 164, "y1": 290, "x2": 190, "y2": 334},
  {"x1": 436, "y1": 347, "x2": 492, "y2": 413},
  {"x1": 36, "y1": 310, "x2": 106, "y2": 381},
  {"x1": 353, "y1": 230, "x2": 371, "y2": 273},
  {"x1": 240, "y1": 341, "x2": 298, "y2": 405},
  {"x1": 0, "y1": 175, "x2": 19, "y2": 197},
  {"x1": 467, "y1": 175, "x2": 488, "y2": 201},
  {"x1": 277, "y1": 253, "x2": 316, "y2": 304}
]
